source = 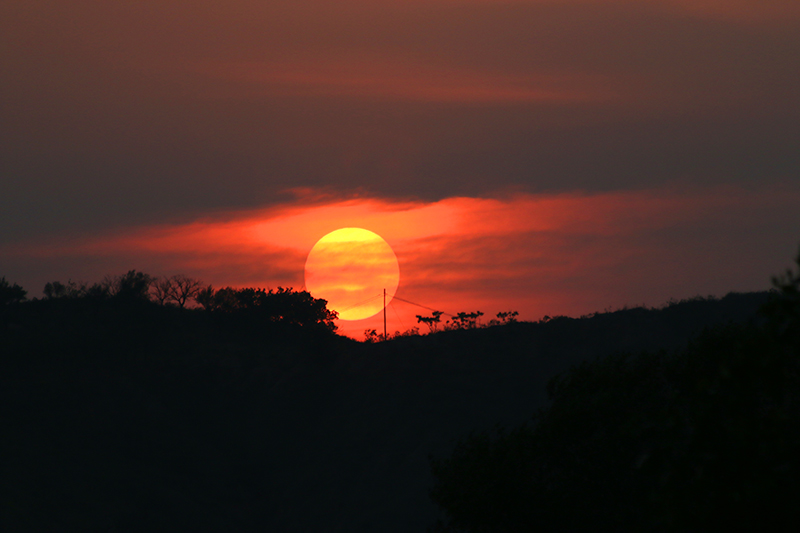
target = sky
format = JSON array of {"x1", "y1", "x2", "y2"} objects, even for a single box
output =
[{"x1": 2, "y1": 0, "x2": 800, "y2": 338}]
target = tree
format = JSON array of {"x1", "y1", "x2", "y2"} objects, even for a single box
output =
[
  {"x1": 44, "y1": 280, "x2": 76, "y2": 299},
  {"x1": 43, "y1": 279, "x2": 107, "y2": 300},
  {"x1": 194, "y1": 285, "x2": 338, "y2": 332},
  {"x1": 151, "y1": 277, "x2": 173, "y2": 305},
  {"x1": 364, "y1": 329, "x2": 382, "y2": 343},
  {"x1": 429, "y1": 250, "x2": 800, "y2": 532},
  {"x1": 416, "y1": 310, "x2": 444, "y2": 333},
  {"x1": 0, "y1": 277, "x2": 26, "y2": 306},
  {"x1": 446, "y1": 311, "x2": 484, "y2": 330},
  {"x1": 195, "y1": 285, "x2": 217, "y2": 310},
  {"x1": 170, "y1": 275, "x2": 203, "y2": 308},
  {"x1": 489, "y1": 310, "x2": 519, "y2": 326},
  {"x1": 151, "y1": 275, "x2": 203, "y2": 308},
  {"x1": 255, "y1": 286, "x2": 337, "y2": 329},
  {"x1": 764, "y1": 245, "x2": 800, "y2": 344},
  {"x1": 364, "y1": 326, "x2": 420, "y2": 342},
  {"x1": 211, "y1": 287, "x2": 240, "y2": 312},
  {"x1": 104, "y1": 270, "x2": 154, "y2": 301}
]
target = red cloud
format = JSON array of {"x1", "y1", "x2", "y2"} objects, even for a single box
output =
[{"x1": 6, "y1": 184, "x2": 799, "y2": 338}]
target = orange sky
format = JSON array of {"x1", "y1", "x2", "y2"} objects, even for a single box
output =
[{"x1": 5, "y1": 184, "x2": 799, "y2": 338}]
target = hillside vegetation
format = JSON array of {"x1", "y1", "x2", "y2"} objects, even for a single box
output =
[{"x1": 0, "y1": 266, "x2": 792, "y2": 531}]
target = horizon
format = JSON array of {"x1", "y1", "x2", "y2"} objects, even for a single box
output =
[
  {"x1": 0, "y1": 265, "x2": 782, "y2": 340},
  {"x1": 3, "y1": 1, "x2": 799, "y2": 339}
]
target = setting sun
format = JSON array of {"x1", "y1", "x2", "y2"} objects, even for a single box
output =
[{"x1": 304, "y1": 228, "x2": 400, "y2": 321}]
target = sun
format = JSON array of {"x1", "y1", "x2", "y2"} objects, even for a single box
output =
[{"x1": 304, "y1": 228, "x2": 400, "y2": 321}]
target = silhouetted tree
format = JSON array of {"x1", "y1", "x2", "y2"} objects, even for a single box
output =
[
  {"x1": 0, "y1": 277, "x2": 26, "y2": 306},
  {"x1": 195, "y1": 285, "x2": 216, "y2": 310},
  {"x1": 212, "y1": 287, "x2": 240, "y2": 312},
  {"x1": 151, "y1": 275, "x2": 203, "y2": 308},
  {"x1": 429, "y1": 250, "x2": 800, "y2": 532},
  {"x1": 364, "y1": 329, "x2": 382, "y2": 343},
  {"x1": 364, "y1": 326, "x2": 420, "y2": 343},
  {"x1": 262, "y1": 287, "x2": 337, "y2": 328},
  {"x1": 104, "y1": 270, "x2": 154, "y2": 301},
  {"x1": 395, "y1": 326, "x2": 420, "y2": 337},
  {"x1": 417, "y1": 310, "x2": 444, "y2": 333},
  {"x1": 44, "y1": 280, "x2": 75, "y2": 299},
  {"x1": 446, "y1": 311, "x2": 484, "y2": 330},
  {"x1": 151, "y1": 277, "x2": 173, "y2": 305},
  {"x1": 490, "y1": 310, "x2": 519, "y2": 326},
  {"x1": 763, "y1": 246, "x2": 800, "y2": 345},
  {"x1": 42, "y1": 279, "x2": 106, "y2": 299},
  {"x1": 194, "y1": 285, "x2": 337, "y2": 331},
  {"x1": 170, "y1": 275, "x2": 202, "y2": 308}
]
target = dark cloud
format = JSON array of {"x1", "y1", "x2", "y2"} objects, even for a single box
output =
[{"x1": 2, "y1": 1, "x2": 799, "y2": 243}]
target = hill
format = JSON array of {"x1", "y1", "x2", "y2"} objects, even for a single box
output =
[{"x1": 0, "y1": 291, "x2": 771, "y2": 531}]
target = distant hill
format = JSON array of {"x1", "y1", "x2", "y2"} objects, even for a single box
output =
[{"x1": 0, "y1": 291, "x2": 771, "y2": 532}]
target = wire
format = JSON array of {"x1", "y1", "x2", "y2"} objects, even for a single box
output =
[
  {"x1": 390, "y1": 296, "x2": 455, "y2": 317},
  {"x1": 389, "y1": 300, "x2": 405, "y2": 331},
  {"x1": 332, "y1": 291, "x2": 454, "y2": 319},
  {"x1": 337, "y1": 293, "x2": 383, "y2": 312}
]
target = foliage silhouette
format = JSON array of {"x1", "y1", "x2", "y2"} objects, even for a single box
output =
[
  {"x1": 364, "y1": 326, "x2": 421, "y2": 342},
  {"x1": 417, "y1": 310, "x2": 444, "y2": 333},
  {"x1": 190, "y1": 284, "x2": 337, "y2": 331},
  {"x1": 103, "y1": 270, "x2": 154, "y2": 301},
  {"x1": 0, "y1": 277, "x2": 27, "y2": 306},
  {"x1": 0, "y1": 265, "x2": 782, "y2": 532},
  {"x1": 43, "y1": 279, "x2": 109, "y2": 300},
  {"x1": 445, "y1": 311, "x2": 484, "y2": 330},
  {"x1": 429, "y1": 250, "x2": 800, "y2": 532},
  {"x1": 45, "y1": 279, "x2": 85, "y2": 299},
  {"x1": 489, "y1": 311, "x2": 519, "y2": 326}
]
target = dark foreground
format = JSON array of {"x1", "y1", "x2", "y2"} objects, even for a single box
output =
[{"x1": 0, "y1": 289, "x2": 788, "y2": 531}]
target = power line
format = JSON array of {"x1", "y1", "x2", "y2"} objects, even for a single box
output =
[
  {"x1": 338, "y1": 293, "x2": 383, "y2": 312},
  {"x1": 390, "y1": 296, "x2": 455, "y2": 317},
  {"x1": 389, "y1": 300, "x2": 405, "y2": 330},
  {"x1": 333, "y1": 292, "x2": 454, "y2": 318}
]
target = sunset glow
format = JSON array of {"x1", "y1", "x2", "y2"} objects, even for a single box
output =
[
  {"x1": 305, "y1": 228, "x2": 400, "y2": 320},
  {"x1": 2, "y1": 0, "x2": 799, "y2": 339},
  {"x1": 4, "y1": 185, "x2": 800, "y2": 338}
]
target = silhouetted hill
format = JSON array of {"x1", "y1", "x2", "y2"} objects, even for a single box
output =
[
  {"x1": 428, "y1": 279, "x2": 800, "y2": 532},
  {"x1": 0, "y1": 291, "x2": 771, "y2": 531}
]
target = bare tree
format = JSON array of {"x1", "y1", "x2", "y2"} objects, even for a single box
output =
[
  {"x1": 170, "y1": 275, "x2": 203, "y2": 308},
  {"x1": 151, "y1": 277, "x2": 174, "y2": 306},
  {"x1": 149, "y1": 275, "x2": 203, "y2": 308}
]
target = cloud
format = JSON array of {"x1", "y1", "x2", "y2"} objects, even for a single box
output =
[
  {"x1": 5, "y1": 184, "x2": 799, "y2": 338},
  {"x1": 3, "y1": 0, "x2": 799, "y2": 244},
  {"x1": 196, "y1": 59, "x2": 610, "y2": 103}
]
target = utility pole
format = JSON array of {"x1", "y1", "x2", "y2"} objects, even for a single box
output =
[{"x1": 383, "y1": 288, "x2": 387, "y2": 341}]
